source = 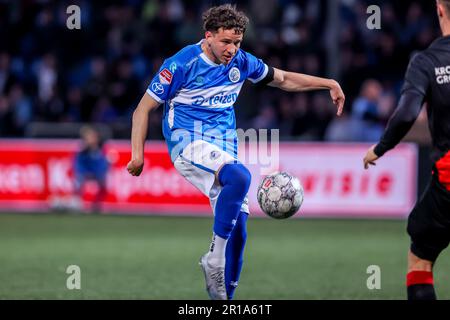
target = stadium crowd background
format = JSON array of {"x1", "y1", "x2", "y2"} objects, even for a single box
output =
[{"x1": 0, "y1": 0, "x2": 438, "y2": 144}]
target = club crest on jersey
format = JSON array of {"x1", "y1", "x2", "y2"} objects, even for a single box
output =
[
  {"x1": 229, "y1": 67, "x2": 240, "y2": 83},
  {"x1": 151, "y1": 82, "x2": 164, "y2": 95},
  {"x1": 195, "y1": 76, "x2": 204, "y2": 85},
  {"x1": 159, "y1": 68, "x2": 173, "y2": 85}
]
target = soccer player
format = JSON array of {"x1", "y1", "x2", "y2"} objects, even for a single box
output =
[
  {"x1": 363, "y1": 0, "x2": 450, "y2": 300},
  {"x1": 127, "y1": 4, "x2": 345, "y2": 300}
]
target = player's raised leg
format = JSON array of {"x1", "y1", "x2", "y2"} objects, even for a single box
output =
[{"x1": 200, "y1": 162, "x2": 251, "y2": 300}]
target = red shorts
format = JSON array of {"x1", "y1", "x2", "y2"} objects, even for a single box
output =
[{"x1": 435, "y1": 150, "x2": 450, "y2": 191}]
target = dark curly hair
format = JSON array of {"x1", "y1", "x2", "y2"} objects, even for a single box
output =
[{"x1": 202, "y1": 4, "x2": 249, "y2": 34}]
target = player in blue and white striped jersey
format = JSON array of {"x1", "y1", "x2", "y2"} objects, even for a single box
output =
[{"x1": 127, "y1": 4, "x2": 345, "y2": 300}]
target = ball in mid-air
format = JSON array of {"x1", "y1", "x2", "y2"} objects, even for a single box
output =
[{"x1": 257, "y1": 172, "x2": 304, "y2": 219}]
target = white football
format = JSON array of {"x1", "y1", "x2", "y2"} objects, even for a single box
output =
[{"x1": 257, "y1": 172, "x2": 304, "y2": 219}]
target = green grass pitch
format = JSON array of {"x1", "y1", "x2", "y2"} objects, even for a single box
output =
[{"x1": 0, "y1": 213, "x2": 449, "y2": 300}]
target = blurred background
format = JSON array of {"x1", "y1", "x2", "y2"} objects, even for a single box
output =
[
  {"x1": 1, "y1": 0, "x2": 449, "y2": 300},
  {"x1": 0, "y1": 0, "x2": 436, "y2": 142}
]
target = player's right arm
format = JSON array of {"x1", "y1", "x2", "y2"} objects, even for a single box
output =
[
  {"x1": 127, "y1": 55, "x2": 184, "y2": 176},
  {"x1": 127, "y1": 93, "x2": 160, "y2": 176}
]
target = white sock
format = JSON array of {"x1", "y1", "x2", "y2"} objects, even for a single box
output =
[{"x1": 207, "y1": 233, "x2": 228, "y2": 267}]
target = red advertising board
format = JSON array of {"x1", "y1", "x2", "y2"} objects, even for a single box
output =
[
  {"x1": 245, "y1": 143, "x2": 417, "y2": 218},
  {"x1": 0, "y1": 140, "x2": 417, "y2": 218}
]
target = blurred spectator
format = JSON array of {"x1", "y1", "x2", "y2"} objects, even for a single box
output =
[
  {"x1": 109, "y1": 57, "x2": 140, "y2": 117},
  {"x1": 37, "y1": 53, "x2": 58, "y2": 104},
  {"x1": 350, "y1": 79, "x2": 385, "y2": 141},
  {"x1": 73, "y1": 125, "x2": 110, "y2": 213},
  {"x1": 9, "y1": 84, "x2": 33, "y2": 135},
  {"x1": 82, "y1": 57, "x2": 108, "y2": 121},
  {"x1": 65, "y1": 86, "x2": 83, "y2": 122}
]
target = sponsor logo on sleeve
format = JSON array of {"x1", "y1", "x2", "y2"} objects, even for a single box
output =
[
  {"x1": 159, "y1": 68, "x2": 173, "y2": 85},
  {"x1": 151, "y1": 82, "x2": 164, "y2": 95}
]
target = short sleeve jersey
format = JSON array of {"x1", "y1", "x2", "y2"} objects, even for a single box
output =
[{"x1": 146, "y1": 40, "x2": 269, "y2": 162}]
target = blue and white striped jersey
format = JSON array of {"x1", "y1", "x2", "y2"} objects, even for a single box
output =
[{"x1": 146, "y1": 40, "x2": 268, "y2": 162}]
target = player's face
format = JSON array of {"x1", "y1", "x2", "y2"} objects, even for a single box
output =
[{"x1": 205, "y1": 28, "x2": 243, "y2": 65}]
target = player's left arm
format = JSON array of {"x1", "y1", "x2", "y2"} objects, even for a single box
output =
[{"x1": 268, "y1": 67, "x2": 345, "y2": 116}]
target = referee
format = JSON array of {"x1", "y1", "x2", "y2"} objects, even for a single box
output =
[{"x1": 363, "y1": 0, "x2": 450, "y2": 300}]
